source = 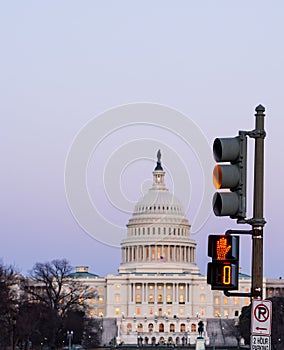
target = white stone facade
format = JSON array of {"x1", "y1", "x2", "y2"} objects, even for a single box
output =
[{"x1": 76, "y1": 154, "x2": 253, "y2": 345}]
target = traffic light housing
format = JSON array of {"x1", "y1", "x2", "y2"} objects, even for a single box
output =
[
  {"x1": 212, "y1": 132, "x2": 247, "y2": 220},
  {"x1": 207, "y1": 235, "x2": 239, "y2": 290}
]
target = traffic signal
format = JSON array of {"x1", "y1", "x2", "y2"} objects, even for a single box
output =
[
  {"x1": 207, "y1": 235, "x2": 239, "y2": 290},
  {"x1": 212, "y1": 132, "x2": 247, "y2": 220}
]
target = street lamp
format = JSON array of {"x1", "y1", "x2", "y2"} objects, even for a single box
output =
[{"x1": 67, "y1": 331, "x2": 73, "y2": 350}]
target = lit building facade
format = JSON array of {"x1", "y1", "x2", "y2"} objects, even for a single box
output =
[{"x1": 73, "y1": 153, "x2": 254, "y2": 346}]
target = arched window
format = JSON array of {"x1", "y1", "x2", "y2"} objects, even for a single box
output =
[
  {"x1": 148, "y1": 323, "x2": 154, "y2": 332},
  {"x1": 170, "y1": 323, "x2": 175, "y2": 332},
  {"x1": 191, "y1": 324, "x2": 196, "y2": 332},
  {"x1": 127, "y1": 323, "x2": 132, "y2": 332},
  {"x1": 159, "y1": 323, "x2": 164, "y2": 332},
  {"x1": 180, "y1": 323, "x2": 186, "y2": 332},
  {"x1": 137, "y1": 323, "x2": 143, "y2": 332},
  {"x1": 148, "y1": 294, "x2": 154, "y2": 303}
]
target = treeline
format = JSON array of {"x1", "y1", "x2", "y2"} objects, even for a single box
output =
[{"x1": 0, "y1": 259, "x2": 101, "y2": 350}]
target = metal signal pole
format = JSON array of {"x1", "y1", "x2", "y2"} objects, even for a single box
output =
[{"x1": 251, "y1": 105, "x2": 266, "y2": 300}]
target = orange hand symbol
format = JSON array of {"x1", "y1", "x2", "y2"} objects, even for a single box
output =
[{"x1": 216, "y1": 237, "x2": 231, "y2": 260}]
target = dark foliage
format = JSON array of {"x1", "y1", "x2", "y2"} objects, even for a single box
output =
[{"x1": 0, "y1": 262, "x2": 19, "y2": 348}]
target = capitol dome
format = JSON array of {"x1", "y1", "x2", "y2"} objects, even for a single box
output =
[{"x1": 119, "y1": 151, "x2": 199, "y2": 275}]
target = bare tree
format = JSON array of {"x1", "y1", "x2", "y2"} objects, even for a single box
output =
[
  {"x1": 26, "y1": 259, "x2": 94, "y2": 316},
  {"x1": 23, "y1": 259, "x2": 95, "y2": 349},
  {"x1": 0, "y1": 262, "x2": 19, "y2": 349}
]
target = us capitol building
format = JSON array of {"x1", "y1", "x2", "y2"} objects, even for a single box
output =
[{"x1": 74, "y1": 151, "x2": 254, "y2": 346}]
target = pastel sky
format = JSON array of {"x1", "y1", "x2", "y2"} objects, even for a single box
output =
[{"x1": 1, "y1": 1, "x2": 283, "y2": 279}]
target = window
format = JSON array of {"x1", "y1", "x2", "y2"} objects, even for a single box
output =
[
  {"x1": 191, "y1": 324, "x2": 196, "y2": 332},
  {"x1": 215, "y1": 297, "x2": 220, "y2": 305},
  {"x1": 89, "y1": 309, "x2": 94, "y2": 317},
  {"x1": 158, "y1": 294, "x2": 163, "y2": 303},
  {"x1": 179, "y1": 309, "x2": 184, "y2": 316},
  {"x1": 180, "y1": 324, "x2": 186, "y2": 332},
  {"x1": 115, "y1": 308, "x2": 120, "y2": 315},
  {"x1": 136, "y1": 294, "x2": 141, "y2": 303},
  {"x1": 200, "y1": 295, "x2": 205, "y2": 303},
  {"x1": 148, "y1": 323, "x2": 154, "y2": 332},
  {"x1": 179, "y1": 294, "x2": 185, "y2": 304},
  {"x1": 224, "y1": 297, "x2": 228, "y2": 305},
  {"x1": 234, "y1": 297, "x2": 239, "y2": 305},
  {"x1": 99, "y1": 297, "x2": 103, "y2": 305},
  {"x1": 170, "y1": 323, "x2": 175, "y2": 332},
  {"x1": 115, "y1": 294, "x2": 120, "y2": 303},
  {"x1": 90, "y1": 298, "x2": 95, "y2": 305},
  {"x1": 167, "y1": 295, "x2": 172, "y2": 303},
  {"x1": 149, "y1": 294, "x2": 154, "y2": 303},
  {"x1": 136, "y1": 307, "x2": 141, "y2": 315}
]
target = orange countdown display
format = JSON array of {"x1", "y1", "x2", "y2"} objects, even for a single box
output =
[{"x1": 207, "y1": 235, "x2": 239, "y2": 290}]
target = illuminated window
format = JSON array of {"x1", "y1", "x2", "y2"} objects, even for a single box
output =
[
  {"x1": 200, "y1": 295, "x2": 205, "y2": 303},
  {"x1": 149, "y1": 284, "x2": 154, "y2": 290},
  {"x1": 223, "y1": 310, "x2": 228, "y2": 317},
  {"x1": 115, "y1": 294, "x2": 120, "y2": 303},
  {"x1": 179, "y1": 294, "x2": 185, "y2": 303},
  {"x1": 224, "y1": 297, "x2": 228, "y2": 305},
  {"x1": 149, "y1": 294, "x2": 154, "y2": 303},
  {"x1": 136, "y1": 294, "x2": 141, "y2": 303},
  {"x1": 179, "y1": 309, "x2": 184, "y2": 315},
  {"x1": 151, "y1": 246, "x2": 155, "y2": 259},
  {"x1": 167, "y1": 308, "x2": 171, "y2": 315},
  {"x1": 167, "y1": 295, "x2": 172, "y2": 303},
  {"x1": 245, "y1": 297, "x2": 250, "y2": 305},
  {"x1": 115, "y1": 308, "x2": 120, "y2": 315},
  {"x1": 90, "y1": 298, "x2": 95, "y2": 305},
  {"x1": 158, "y1": 284, "x2": 163, "y2": 290},
  {"x1": 99, "y1": 287, "x2": 103, "y2": 293},
  {"x1": 167, "y1": 284, "x2": 172, "y2": 290},
  {"x1": 99, "y1": 309, "x2": 103, "y2": 316},
  {"x1": 179, "y1": 284, "x2": 184, "y2": 290},
  {"x1": 116, "y1": 285, "x2": 120, "y2": 290},
  {"x1": 136, "y1": 307, "x2": 141, "y2": 315},
  {"x1": 200, "y1": 286, "x2": 205, "y2": 290},
  {"x1": 158, "y1": 294, "x2": 163, "y2": 303},
  {"x1": 149, "y1": 308, "x2": 153, "y2": 315},
  {"x1": 215, "y1": 311, "x2": 220, "y2": 317},
  {"x1": 99, "y1": 297, "x2": 103, "y2": 305},
  {"x1": 89, "y1": 309, "x2": 94, "y2": 317},
  {"x1": 136, "y1": 284, "x2": 141, "y2": 290},
  {"x1": 234, "y1": 297, "x2": 239, "y2": 305},
  {"x1": 215, "y1": 297, "x2": 220, "y2": 305}
]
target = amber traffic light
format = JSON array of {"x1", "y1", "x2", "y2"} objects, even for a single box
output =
[{"x1": 212, "y1": 133, "x2": 247, "y2": 220}]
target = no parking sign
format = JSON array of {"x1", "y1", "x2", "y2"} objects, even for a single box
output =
[{"x1": 251, "y1": 300, "x2": 272, "y2": 335}]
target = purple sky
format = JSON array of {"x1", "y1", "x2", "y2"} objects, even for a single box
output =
[{"x1": 1, "y1": 1, "x2": 283, "y2": 279}]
